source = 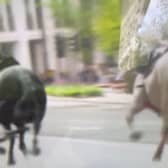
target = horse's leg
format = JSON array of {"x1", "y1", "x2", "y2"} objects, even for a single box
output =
[
  {"x1": 8, "y1": 133, "x2": 16, "y2": 165},
  {"x1": 19, "y1": 131, "x2": 27, "y2": 154},
  {"x1": 32, "y1": 120, "x2": 41, "y2": 155},
  {"x1": 15, "y1": 124, "x2": 29, "y2": 155},
  {"x1": 153, "y1": 128, "x2": 168, "y2": 161}
]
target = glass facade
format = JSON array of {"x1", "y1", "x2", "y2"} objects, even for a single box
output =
[
  {"x1": 29, "y1": 40, "x2": 45, "y2": 74},
  {"x1": 0, "y1": 2, "x2": 15, "y2": 32},
  {"x1": 0, "y1": 43, "x2": 14, "y2": 58},
  {"x1": 24, "y1": 0, "x2": 42, "y2": 30}
]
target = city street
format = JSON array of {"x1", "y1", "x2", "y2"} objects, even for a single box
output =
[
  {"x1": 44, "y1": 90, "x2": 161, "y2": 144},
  {"x1": 0, "y1": 0, "x2": 165, "y2": 167},
  {"x1": 0, "y1": 90, "x2": 166, "y2": 167}
]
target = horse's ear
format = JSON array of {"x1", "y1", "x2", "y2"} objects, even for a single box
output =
[
  {"x1": 0, "y1": 57, "x2": 19, "y2": 71},
  {"x1": 6, "y1": 57, "x2": 19, "y2": 65}
]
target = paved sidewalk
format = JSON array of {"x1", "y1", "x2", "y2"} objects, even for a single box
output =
[{"x1": 0, "y1": 136, "x2": 167, "y2": 168}]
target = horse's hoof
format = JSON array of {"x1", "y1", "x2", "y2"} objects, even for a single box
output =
[
  {"x1": 32, "y1": 147, "x2": 41, "y2": 156},
  {"x1": 8, "y1": 159, "x2": 16, "y2": 165},
  {"x1": 20, "y1": 145, "x2": 28, "y2": 156},
  {"x1": 153, "y1": 152, "x2": 162, "y2": 161},
  {"x1": 21, "y1": 148, "x2": 28, "y2": 156},
  {"x1": 130, "y1": 131, "x2": 142, "y2": 141},
  {"x1": 0, "y1": 147, "x2": 6, "y2": 154},
  {"x1": 152, "y1": 155, "x2": 161, "y2": 161}
]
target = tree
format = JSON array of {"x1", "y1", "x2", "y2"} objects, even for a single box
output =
[
  {"x1": 47, "y1": 0, "x2": 95, "y2": 65},
  {"x1": 78, "y1": 0, "x2": 95, "y2": 64},
  {"x1": 93, "y1": 0, "x2": 121, "y2": 56},
  {"x1": 47, "y1": 0, "x2": 79, "y2": 27},
  {"x1": 0, "y1": 0, "x2": 9, "y2": 3},
  {"x1": 47, "y1": 0, "x2": 121, "y2": 62}
]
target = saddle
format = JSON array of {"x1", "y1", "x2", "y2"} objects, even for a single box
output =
[{"x1": 135, "y1": 44, "x2": 168, "y2": 77}]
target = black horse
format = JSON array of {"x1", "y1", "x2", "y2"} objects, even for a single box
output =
[{"x1": 0, "y1": 57, "x2": 46, "y2": 165}]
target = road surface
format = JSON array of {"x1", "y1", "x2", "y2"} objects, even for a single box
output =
[{"x1": 0, "y1": 91, "x2": 166, "y2": 167}]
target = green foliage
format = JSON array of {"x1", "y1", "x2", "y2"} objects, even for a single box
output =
[
  {"x1": 45, "y1": 85, "x2": 102, "y2": 97},
  {"x1": 47, "y1": 0, "x2": 79, "y2": 27},
  {"x1": 47, "y1": 0, "x2": 121, "y2": 59},
  {"x1": 78, "y1": 0, "x2": 95, "y2": 64},
  {"x1": 93, "y1": 0, "x2": 121, "y2": 55},
  {"x1": 0, "y1": 0, "x2": 9, "y2": 3},
  {"x1": 47, "y1": 0, "x2": 95, "y2": 64}
]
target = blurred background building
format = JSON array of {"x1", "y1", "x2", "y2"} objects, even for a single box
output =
[
  {"x1": 0, "y1": 0, "x2": 81, "y2": 78},
  {"x1": 0, "y1": 0, "x2": 55, "y2": 74},
  {"x1": 0, "y1": 0, "x2": 121, "y2": 84}
]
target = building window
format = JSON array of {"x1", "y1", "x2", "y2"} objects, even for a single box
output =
[
  {"x1": 0, "y1": 11, "x2": 4, "y2": 31},
  {"x1": 29, "y1": 40, "x2": 45, "y2": 75},
  {"x1": 0, "y1": 43, "x2": 14, "y2": 58},
  {"x1": 6, "y1": 2, "x2": 15, "y2": 31},
  {"x1": 35, "y1": 0, "x2": 43, "y2": 29},
  {"x1": 24, "y1": 0, "x2": 34, "y2": 29},
  {"x1": 0, "y1": 2, "x2": 15, "y2": 32},
  {"x1": 24, "y1": 0, "x2": 42, "y2": 30}
]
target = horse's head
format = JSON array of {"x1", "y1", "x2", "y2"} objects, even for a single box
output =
[{"x1": 0, "y1": 56, "x2": 19, "y2": 71}]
